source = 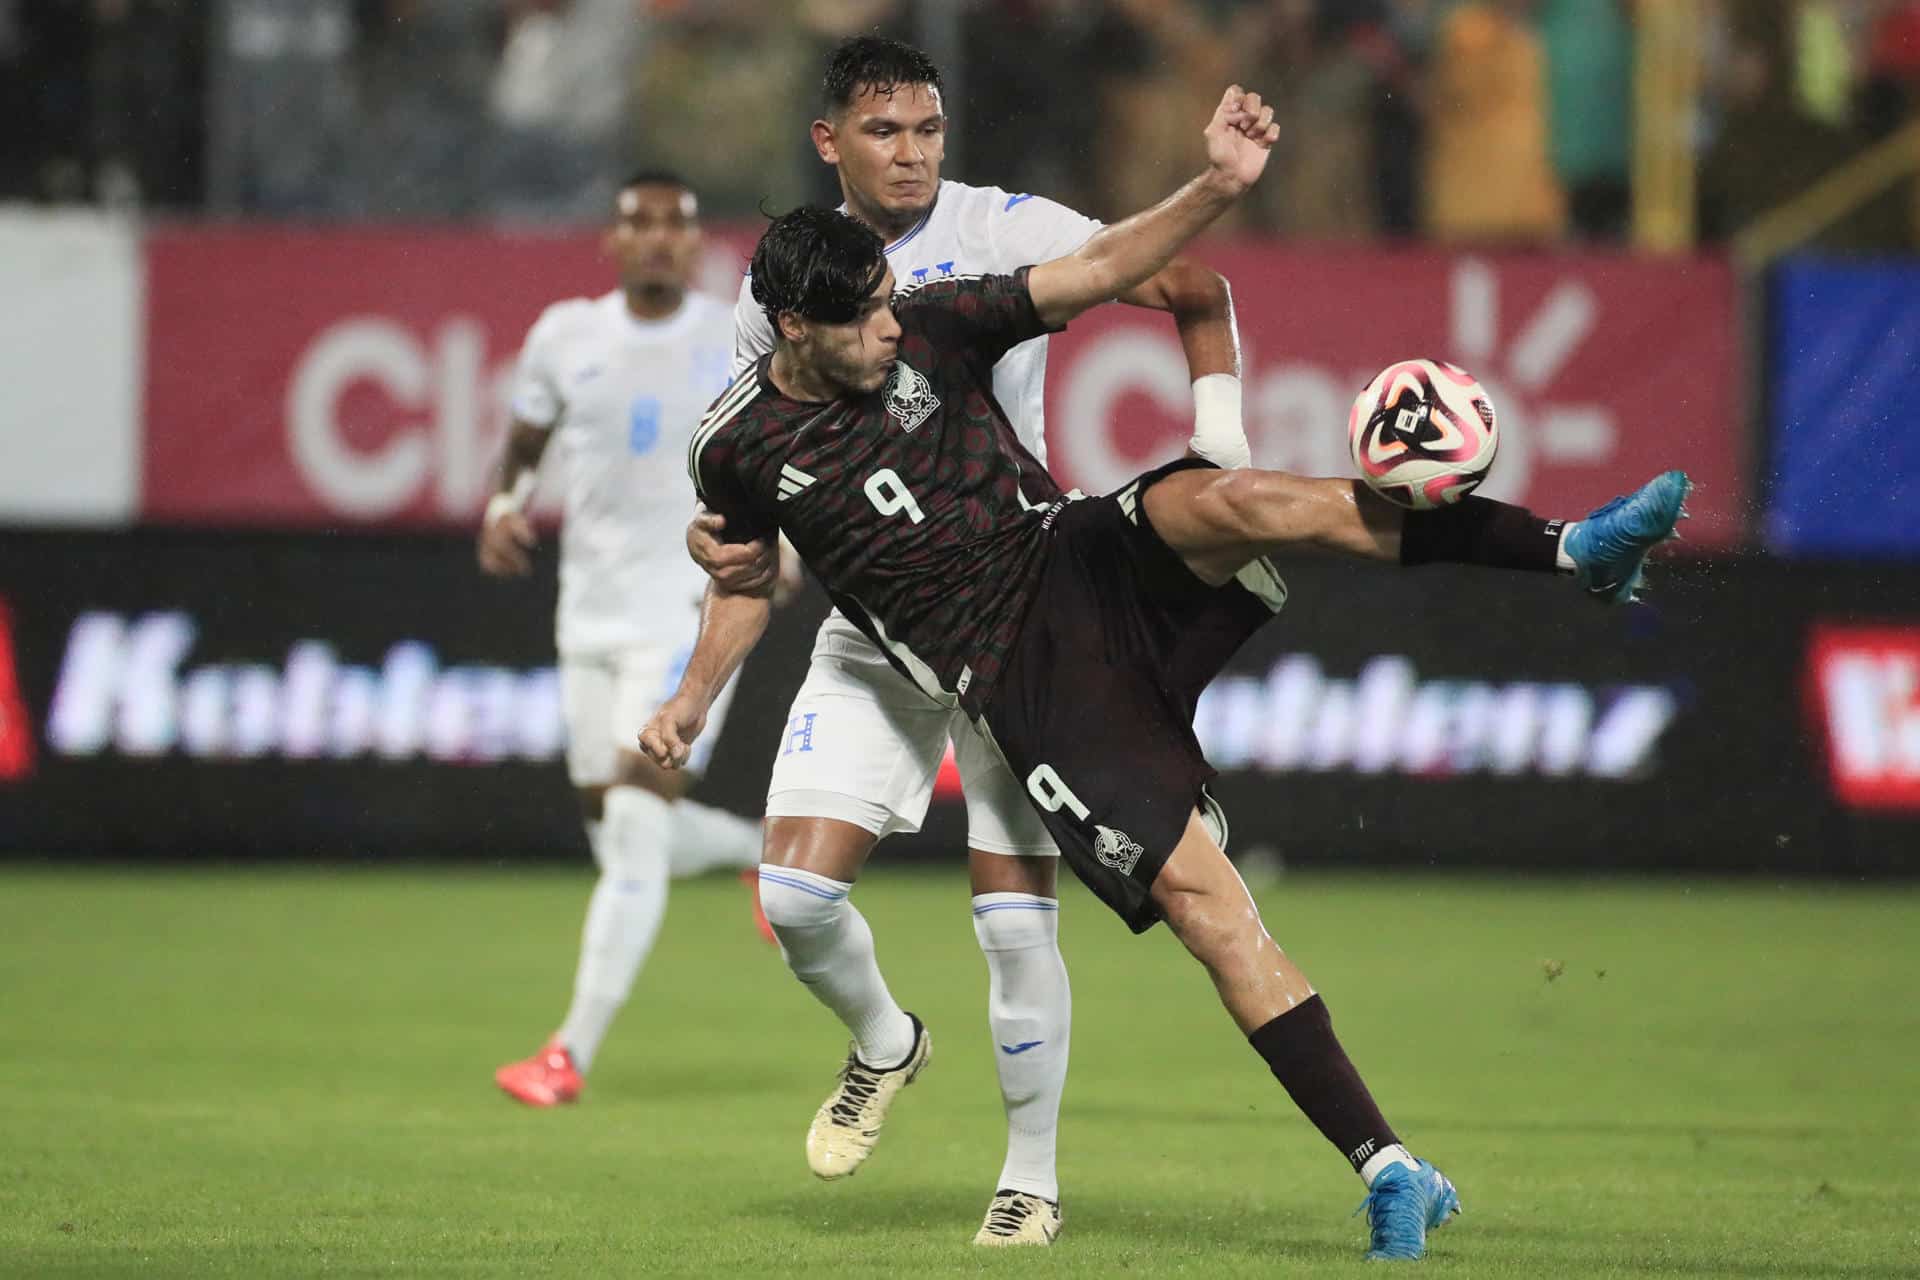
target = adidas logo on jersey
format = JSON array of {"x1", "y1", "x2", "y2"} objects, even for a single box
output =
[
  {"x1": 778, "y1": 465, "x2": 817, "y2": 501},
  {"x1": 1093, "y1": 825, "x2": 1143, "y2": 874},
  {"x1": 884, "y1": 361, "x2": 940, "y2": 433}
]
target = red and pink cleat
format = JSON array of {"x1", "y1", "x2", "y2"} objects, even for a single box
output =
[{"x1": 494, "y1": 1038, "x2": 582, "y2": 1107}]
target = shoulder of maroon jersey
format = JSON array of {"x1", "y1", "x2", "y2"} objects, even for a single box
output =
[
  {"x1": 687, "y1": 359, "x2": 775, "y2": 490},
  {"x1": 891, "y1": 268, "x2": 997, "y2": 319}
]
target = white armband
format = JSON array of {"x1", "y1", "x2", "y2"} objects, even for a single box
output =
[
  {"x1": 1189, "y1": 373, "x2": 1251, "y2": 470},
  {"x1": 484, "y1": 471, "x2": 537, "y2": 526}
]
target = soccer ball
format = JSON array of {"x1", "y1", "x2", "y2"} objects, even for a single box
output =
[{"x1": 1348, "y1": 359, "x2": 1499, "y2": 509}]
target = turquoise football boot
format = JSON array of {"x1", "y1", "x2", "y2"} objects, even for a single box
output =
[{"x1": 1561, "y1": 469, "x2": 1691, "y2": 604}]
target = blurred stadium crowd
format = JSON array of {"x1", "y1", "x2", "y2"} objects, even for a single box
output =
[{"x1": 3, "y1": 0, "x2": 1919, "y2": 251}]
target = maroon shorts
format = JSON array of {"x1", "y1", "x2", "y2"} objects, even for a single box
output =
[{"x1": 980, "y1": 459, "x2": 1286, "y2": 932}]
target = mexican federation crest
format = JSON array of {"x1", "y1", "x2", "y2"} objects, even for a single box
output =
[
  {"x1": 884, "y1": 360, "x2": 940, "y2": 432},
  {"x1": 1093, "y1": 825, "x2": 1144, "y2": 874}
]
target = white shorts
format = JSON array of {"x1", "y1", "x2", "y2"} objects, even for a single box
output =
[
  {"x1": 561, "y1": 644, "x2": 737, "y2": 787},
  {"x1": 764, "y1": 614, "x2": 1058, "y2": 857}
]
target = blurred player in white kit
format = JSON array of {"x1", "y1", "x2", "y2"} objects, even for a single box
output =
[{"x1": 478, "y1": 171, "x2": 769, "y2": 1107}]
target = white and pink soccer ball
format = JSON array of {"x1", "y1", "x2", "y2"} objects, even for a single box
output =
[{"x1": 1348, "y1": 359, "x2": 1499, "y2": 510}]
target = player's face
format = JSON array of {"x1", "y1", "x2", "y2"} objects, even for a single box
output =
[
  {"x1": 815, "y1": 83, "x2": 946, "y2": 227},
  {"x1": 800, "y1": 269, "x2": 901, "y2": 397},
  {"x1": 604, "y1": 184, "x2": 702, "y2": 293}
]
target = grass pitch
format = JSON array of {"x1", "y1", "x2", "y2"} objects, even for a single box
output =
[{"x1": 1, "y1": 865, "x2": 1916, "y2": 1278}]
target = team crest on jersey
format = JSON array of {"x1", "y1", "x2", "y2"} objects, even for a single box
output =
[
  {"x1": 884, "y1": 360, "x2": 940, "y2": 433},
  {"x1": 1093, "y1": 825, "x2": 1144, "y2": 875}
]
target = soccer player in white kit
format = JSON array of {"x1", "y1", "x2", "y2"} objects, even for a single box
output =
[
  {"x1": 688, "y1": 39, "x2": 1251, "y2": 1244},
  {"x1": 479, "y1": 172, "x2": 767, "y2": 1107}
]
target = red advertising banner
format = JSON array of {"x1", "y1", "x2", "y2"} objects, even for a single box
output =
[
  {"x1": 1807, "y1": 624, "x2": 1920, "y2": 812},
  {"x1": 1042, "y1": 245, "x2": 1744, "y2": 546},
  {"x1": 142, "y1": 231, "x2": 1743, "y2": 542},
  {"x1": 142, "y1": 227, "x2": 753, "y2": 527}
]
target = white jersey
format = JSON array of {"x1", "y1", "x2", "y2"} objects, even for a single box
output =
[
  {"x1": 730, "y1": 180, "x2": 1101, "y2": 468},
  {"x1": 512, "y1": 290, "x2": 735, "y2": 655}
]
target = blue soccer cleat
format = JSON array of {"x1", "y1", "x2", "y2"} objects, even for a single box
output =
[
  {"x1": 1358, "y1": 1158, "x2": 1461, "y2": 1261},
  {"x1": 1561, "y1": 469, "x2": 1691, "y2": 604}
]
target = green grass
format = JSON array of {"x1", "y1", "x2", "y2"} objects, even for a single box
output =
[{"x1": 1, "y1": 866, "x2": 1916, "y2": 1277}]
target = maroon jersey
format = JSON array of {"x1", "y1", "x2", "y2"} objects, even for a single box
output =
[{"x1": 689, "y1": 269, "x2": 1065, "y2": 715}]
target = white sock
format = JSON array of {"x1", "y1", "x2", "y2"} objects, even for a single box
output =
[
  {"x1": 583, "y1": 817, "x2": 604, "y2": 862},
  {"x1": 1360, "y1": 1143, "x2": 1419, "y2": 1187},
  {"x1": 557, "y1": 785, "x2": 672, "y2": 1073},
  {"x1": 1556, "y1": 522, "x2": 1581, "y2": 572},
  {"x1": 973, "y1": 892, "x2": 1071, "y2": 1203},
  {"x1": 757, "y1": 864, "x2": 915, "y2": 1066},
  {"x1": 664, "y1": 800, "x2": 763, "y2": 878}
]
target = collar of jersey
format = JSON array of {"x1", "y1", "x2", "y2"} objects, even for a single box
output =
[
  {"x1": 840, "y1": 184, "x2": 941, "y2": 256},
  {"x1": 603, "y1": 289, "x2": 701, "y2": 339},
  {"x1": 755, "y1": 353, "x2": 838, "y2": 408}
]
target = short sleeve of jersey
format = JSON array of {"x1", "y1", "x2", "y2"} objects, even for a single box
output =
[
  {"x1": 729, "y1": 274, "x2": 775, "y2": 383},
  {"x1": 508, "y1": 303, "x2": 571, "y2": 430},
  {"x1": 983, "y1": 189, "x2": 1103, "y2": 270},
  {"x1": 689, "y1": 430, "x2": 776, "y2": 547},
  {"x1": 895, "y1": 268, "x2": 1058, "y2": 371}
]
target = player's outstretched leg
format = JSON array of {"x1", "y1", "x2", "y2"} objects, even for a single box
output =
[
  {"x1": 658, "y1": 798, "x2": 776, "y2": 945},
  {"x1": 1561, "y1": 470, "x2": 1691, "y2": 603},
  {"x1": 1149, "y1": 812, "x2": 1459, "y2": 1260},
  {"x1": 1139, "y1": 463, "x2": 1689, "y2": 604}
]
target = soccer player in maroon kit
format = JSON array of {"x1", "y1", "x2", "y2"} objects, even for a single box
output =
[{"x1": 643, "y1": 86, "x2": 1687, "y2": 1260}]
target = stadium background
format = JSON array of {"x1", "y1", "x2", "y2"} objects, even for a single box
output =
[
  {"x1": 2, "y1": 0, "x2": 1916, "y2": 871},
  {"x1": 2, "y1": 4, "x2": 1919, "y2": 1275}
]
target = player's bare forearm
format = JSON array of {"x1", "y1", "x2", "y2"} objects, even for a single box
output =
[
  {"x1": 677, "y1": 581, "x2": 773, "y2": 710},
  {"x1": 477, "y1": 419, "x2": 551, "y2": 577},
  {"x1": 1125, "y1": 259, "x2": 1251, "y2": 467},
  {"x1": 493, "y1": 420, "x2": 550, "y2": 496},
  {"x1": 643, "y1": 582, "x2": 770, "y2": 768},
  {"x1": 1030, "y1": 170, "x2": 1245, "y2": 328},
  {"x1": 1120, "y1": 258, "x2": 1240, "y2": 379}
]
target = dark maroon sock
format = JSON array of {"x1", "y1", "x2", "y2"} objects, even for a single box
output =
[
  {"x1": 1248, "y1": 995, "x2": 1401, "y2": 1172},
  {"x1": 1400, "y1": 495, "x2": 1564, "y2": 572}
]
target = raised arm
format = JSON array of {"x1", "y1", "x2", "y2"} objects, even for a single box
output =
[
  {"x1": 1121, "y1": 258, "x2": 1248, "y2": 468},
  {"x1": 638, "y1": 580, "x2": 773, "y2": 770},
  {"x1": 1028, "y1": 86, "x2": 1276, "y2": 331}
]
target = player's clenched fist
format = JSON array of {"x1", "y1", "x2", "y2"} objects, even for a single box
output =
[
  {"x1": 639, "y1": 693, "x2": 708, "y2": 771},
  {"x1": 1203, "y1": 85, "x2": 1280, "y2": 194}
]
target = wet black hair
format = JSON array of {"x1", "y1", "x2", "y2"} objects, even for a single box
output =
[
  {"x1": 749, "y1": 207, "x2": 888, "y2": 329},
  {"x1": 820, "y1": 35, "x2": 943, "y2": 117}
]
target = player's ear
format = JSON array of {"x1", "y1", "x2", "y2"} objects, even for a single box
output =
[
  {"x1": 811, "y1": 118, "x2": 839, "y2": 165},
  {"x1": 775, "y1": 311, "x2": 809, "y2": 345}
]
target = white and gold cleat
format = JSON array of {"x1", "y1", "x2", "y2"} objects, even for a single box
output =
[
  {"x1": 805, "y1": 1013, "x2": 930, "y2": 1180},
  {"x1": 972, "y1": 1189, "x2": 1063, "y2": 1246}
]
